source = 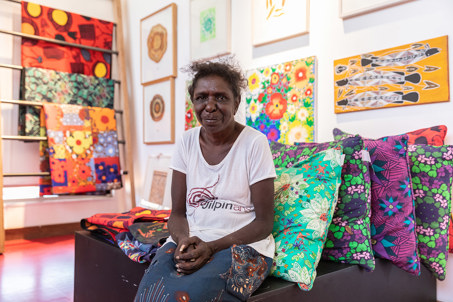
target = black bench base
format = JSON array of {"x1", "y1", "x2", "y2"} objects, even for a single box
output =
[{"x1": 74, "y1": 230, "x2": 436, "y2": 302}]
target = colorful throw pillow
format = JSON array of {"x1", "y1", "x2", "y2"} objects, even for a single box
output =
[
  {"x1": 332, "y1": 125, "x2": 448, "y2": 146},
  {"x1": 271, "y1": 148, "x2": 343, "y2": 291},
  {"x1": 270, "y1": 137, "x2": 375, "y2": 271},
  {"x1": 449, "y1": 213, "x2": 453, "y2": 254},
  {"x1": 405, "y1": 125, "x2": 447, "y2": 146},
  {"x1": 333, "y1": 128, "x2": 420, "y2": 275},
  {"x1": 408, "y1": 144, "x2": 453, "y2": 280}
]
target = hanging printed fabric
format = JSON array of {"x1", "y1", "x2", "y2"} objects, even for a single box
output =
[
  {"x1": 41, "y1": 103, "x2": 121, "y2": 195},
  {"x1": 19, "y1": 67, "x2": 114, "y2": 136},
  {"x1": 90, "y1": 106, "x2": 122, "y2": 192},
  {"x1": 21, "y1": 1, "x2": 114, "y2": 78},
  {"x1": 245, "y1": 57, "x2": 316, "y2": 145},
  {"x1": 39, "y1": 112, "x2": 52, "y2": 196}
]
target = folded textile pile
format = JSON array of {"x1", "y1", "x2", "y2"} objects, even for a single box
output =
[{"x1": 81, "y1": 207, "x2": 171, "y2": 263}]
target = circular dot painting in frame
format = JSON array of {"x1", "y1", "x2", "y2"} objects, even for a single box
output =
[
  {"x1": 150, "y1": 94, "x2": 165, "y2": 122},
  {"x1": 147, "y1": 24, "x2": 167, "y2": 63}
]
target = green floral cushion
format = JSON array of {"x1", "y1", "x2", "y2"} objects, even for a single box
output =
[
  {"x1": 271, "y1": 148, "x2": 343, "y2": 291},
  {"x1": 408, "y1": 144, "x2": 453, "y2": 280},
  {"x1": 270, "y1": 137, "x2": 375, "y2": 271}
]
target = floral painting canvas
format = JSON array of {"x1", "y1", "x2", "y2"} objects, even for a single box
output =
[
  {"x1": 246, "y1": 57, "x2": 316, "y2": 144},
  {"x1": 185, "y1": 80, "x2": 200, "y2": 130}
]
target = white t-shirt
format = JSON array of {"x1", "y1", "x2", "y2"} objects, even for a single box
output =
[{"x1": 169, "y1": 126, "x2": 276, "y2": 258}]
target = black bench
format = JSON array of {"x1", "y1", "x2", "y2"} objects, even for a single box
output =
[{"x1": 74, "y1": 230, "x2": 436, "y2": 302}]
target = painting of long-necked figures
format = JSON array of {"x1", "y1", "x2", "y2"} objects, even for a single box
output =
[{"x1": 334, "y1": 35, "x2": 449, "y2": 113}]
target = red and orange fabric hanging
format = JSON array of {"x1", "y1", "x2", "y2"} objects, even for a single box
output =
[
  {"x1": 41, "y1": 103, "x2": 122, "y2": 195},
  {"x1": 21, "y1": 1, "x2": 114, "y2": 78}
]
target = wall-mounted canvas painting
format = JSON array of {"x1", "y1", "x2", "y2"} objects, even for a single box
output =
[
  {"x1": 340, "y1": 0, "x2": 415, "y2": 19},
  {"x1": 141, "y1": 154, "x2": 172, "y2": 210},
  {"x1": 143, "y1": 77, "x2": 175, "y2": 144},
  {"x1": 245, "y1": 56, "x2": 316, "y2": 144},
  {"x1": 190, "y1": 0, "x2": 231, "y2": 61},
  {"x1": 334, "y1": 36, "x2": 449, "y2": 114},
  {"x1": 140, "y1": 3, "x2": 177, "y2": 85},
  {"x1": 252, "y1": 0, "x2": 309, "y2": 47}
]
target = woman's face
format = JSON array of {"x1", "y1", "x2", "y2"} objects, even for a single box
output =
[{"x1": 192, "y1": 75, "x2": 239, "y2": 134}]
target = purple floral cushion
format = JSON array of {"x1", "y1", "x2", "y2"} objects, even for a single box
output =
[
  {"x1": 408, "y1": 144, "x2": 453, "y2": 280},
  {"x1": 333, "y1": 128, "x2": 420, "y2": 275},
  {"x1": 270, "y1": 137, "x2": 375, "y2": 271}
]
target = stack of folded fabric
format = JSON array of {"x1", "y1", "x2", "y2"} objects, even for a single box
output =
[{"x1": 81, "y1": 207, "x2": 171, "y2": 263}]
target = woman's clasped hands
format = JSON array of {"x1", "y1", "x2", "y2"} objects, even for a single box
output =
[{"x1": 174, "y1": 236, "x2": 215, "y2": 275}]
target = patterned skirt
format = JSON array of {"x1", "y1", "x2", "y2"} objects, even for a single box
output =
[{"x1": 134, "y1": 242, "x2": 272, "y2": 302}]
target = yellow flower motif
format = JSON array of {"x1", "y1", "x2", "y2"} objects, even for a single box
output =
[
  {"x1": 67, "y1": 131, "x2": 92, "y2": 155},
  {"x1": 248, "y1": 72, "x2": 260, "y2": 92},
  {"x1": 280, "y1": 121, "x2": 289, "y2": 133},
  {"x1": 91, "y1": 108, "x2": 116, "y2": 132},
  {"x1": 53, "y1": 144, "x2": 66, "y2": 159},
  {"x1": 287, "y1": 104, "x2": 296, "y2": 115},
  {"x1": 286, "y1": 121, "x2": 309, "y2": 145},
  {"x1": 263, "y1": 68, "x2": 271, "y2": 77},
  {"x1": 271, "y1": 73, "x2": 280, "y2": 85},
  {"x1": 297, "y1": 107, "x2": 309, "y2": 122},
  {"x1": 248, "y1": 99, "x2": 263, "y2": 122}
]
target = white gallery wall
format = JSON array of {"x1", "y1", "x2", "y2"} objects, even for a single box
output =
[
  {"x1": 122, "y1": 0, "x2": 453, "y2": 300},
  {"x1": 0, "y1": 0, "x2": 452, "y2": 300}
]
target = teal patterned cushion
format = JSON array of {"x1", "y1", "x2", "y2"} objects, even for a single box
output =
[
  {"x1": 270, "y1": 137, "x2": 375, "y2": 271},
  {"x1": 271, "y1": 148, "x2": 343, "y2": 291}
]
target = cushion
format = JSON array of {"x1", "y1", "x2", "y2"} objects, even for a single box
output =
[
  {"x1": 333, "y1": 125, "x2": 448, "y2": 146},
  {"x1": 270, "y1": 137, "x2": 375, "y2": 271},
  {"x1": 405, "y1": 125, "x2": 447, "y2": 146},
  {"x1": 333, "y1": 128, "x2": 420, "y2": 275},
  {"x1": 449, "y1": 213, "x2": 453, "y2": 254},
  {"x1": 271, "y1": 148, "x2": 343, "y2": 290},
  {"x1": 408, "y1": 144, "x2": 453, "y2": 280}
]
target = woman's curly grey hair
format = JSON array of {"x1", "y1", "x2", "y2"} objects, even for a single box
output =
[{"x1": 184, "y1": 57, "x2": 248, "y2": 101}]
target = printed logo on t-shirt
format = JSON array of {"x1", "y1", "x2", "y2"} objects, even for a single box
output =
[
  {"x1": 187, "y1": 175, "x2": 251, "y2": 212},
  {"x1": 187, "y1": 176, "x2": 219, "y2": 208}
]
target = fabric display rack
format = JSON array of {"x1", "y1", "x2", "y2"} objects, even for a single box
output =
[{"x1": 0, "y1": 0, "x2": 135, "y2": 254}]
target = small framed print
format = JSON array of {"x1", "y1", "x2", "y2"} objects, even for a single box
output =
[
  {"x1": 190, "y1": 0, "x2": 231, "y2": 61},
  {"x1": 143, "y1": 77, "x2": 175, "y2": 144},
  {"x1": 340, "y1": 0, "x2": 415, "y2": 19},
  {"x1": 140, "y1": 3, "x2": 177, "y2": 84},
  {"x1": 141, "y1": 154, "x2": 172, "y2": 210},
  {"x1": 252, "y1": 0, "x2": 309, "y2": 47}
]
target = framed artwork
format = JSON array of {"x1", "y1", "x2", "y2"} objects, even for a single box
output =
[
  {"x1": 252, "y1": 0, "x2": 309, "y2": 47},
  {"x1": 143, "y1": 77, "x2": 175, "y2": 144},
  {"x1": 334, "y1": 35, "x2": 449, "y2": 114},
  {"x1": 245, "y1": 56, "x2": 316, "y2": 145},
  {"x1": 190, "y1": 0, "x2": 231, "y2": 61},
  {"x1": 340, "y1": 0, "x2": 415, "y2": 19},
  {"x1": 141, "y1": 154, "x2": 172, "y2": 210},
  {"x1": 140, "y1": 3, "x2": 177, "y2": 85}
]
